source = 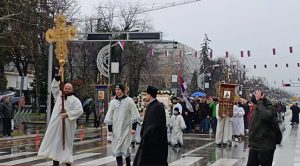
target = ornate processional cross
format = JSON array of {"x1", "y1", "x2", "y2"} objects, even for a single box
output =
[
  {"x1": 45, "y1": 14, "x2": 77, "y2": 150},
  {"x1": 45, "y1": 15, "x2": 77, "y2": 71}
]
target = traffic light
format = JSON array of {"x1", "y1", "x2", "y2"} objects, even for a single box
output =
[{"x1": 283, "y1": 83, "x2": 291, "y2": 87}]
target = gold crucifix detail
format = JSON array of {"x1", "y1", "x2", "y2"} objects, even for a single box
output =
[{"x1": 45, "y1": 14, "x2": 77, "y2": 68}]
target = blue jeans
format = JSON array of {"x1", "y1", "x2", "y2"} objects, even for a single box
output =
[
  {"x1": 210, "y1": 117, "x2": 217, "y2": 134},
  {"x1": 200, "y1": 117, "x2": 210, "y2": 133}
]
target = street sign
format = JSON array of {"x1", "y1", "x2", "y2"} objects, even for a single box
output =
[
  {"x1": 111, "y1": 62, "x2": 119, "y2": 74},
  {"x1": 16, "y1": 76, "x2": 28, "y2": 90},
  {"x1": 172, "y1": 75, "x2": 178, "y2": 82},
  {"x1": 87, "y1": 32, "x2": 162, "y2": 41}
]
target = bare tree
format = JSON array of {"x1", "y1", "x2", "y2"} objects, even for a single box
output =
[{"x1": 74, "y1": 1, "x2": 154, "y2": 96}]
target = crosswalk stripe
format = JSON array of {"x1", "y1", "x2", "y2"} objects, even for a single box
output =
[
  {"x1": 294, "y1": 163, "x2": 300, "y2": 166},
  {"x1": 182, "y1": 142, "x2": 215, "y2": 156},
  {"x1": 78, "y1": 156, "x2": 115, "y2": 165},
  {"x1": 169, "y1": 157, "x2": 202, "y2": 166},
  {"x1": 76, "y1": 145, "x2": 112, "y2": 153},
  {"x1": 34, "y1": 153, "x2": 100, "y2": 165},
  {"x1": 0, "y1": 152, "x2": 35, "y2": 160},
  {"x1": 74, "y1": 138, "x2": 103, "y2": 145},
  {"x1": 0, "y1": 155, "x2": 41, "y2": 165},
  {"x1": 210, "y1": 158, "x2": 238, "y2": 166}
]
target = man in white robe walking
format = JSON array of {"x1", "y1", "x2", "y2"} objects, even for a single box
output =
[
  {"x1": 38, "y1": 67, "x2": 83, "y2": 166},
  {"x1": 215, "y1": 103, "x2": 233, "y2": 147},
  {"x1": 104, "y1": 84, "x2": 140, "y2": 166}
]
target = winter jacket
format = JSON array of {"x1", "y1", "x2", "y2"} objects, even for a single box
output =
[
  {"x1": 0, "y1": 101, "x2": 14, "y2": 119},
  {"x1": 248, "y1": 98, "x2": 278, "y2": 151}
]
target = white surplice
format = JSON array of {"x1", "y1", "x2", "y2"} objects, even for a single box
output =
[
  {"x1": 215, "y1": 104, "x2": 233, "y2": 144},
  {"x1": 232, "y1": 105, "x2": 245, "y2": 136},
  {"x1": 170, "y1": 114, "x2": 186, "y2": 145},
  {"x1": 38, "y1": 79, "x2": 83, "y2": 164},
  {"x1": 104, "y1": 96, "x2": 139, "y2": 157}
]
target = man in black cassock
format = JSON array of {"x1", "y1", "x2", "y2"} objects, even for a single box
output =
[{"x1": 133, "y1": 86, "x2": 168, "y2": 166}]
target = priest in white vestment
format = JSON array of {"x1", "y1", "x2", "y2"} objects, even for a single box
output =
[
  {"x1": 104, "y1": 84, "x2": 140, "y2": 166},
  {"x1": 38, "y1": 69, "x2": 83, "y2": 166},
  {"x1": 215, "y1": 104, "x2": 233, "y2": 147}
]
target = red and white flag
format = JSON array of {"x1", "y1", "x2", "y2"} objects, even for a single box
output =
[
  {"x1": 165, "y1": 49, "x2": 169, "y2": 56},
  {"x1": 147, "y1": 48, "x2": 154, "y2": 57},
  {"x1": 112, "y1": 41, "x2": 126, "y2": 51},
  {"x1": 178, "y1": 73, "x2": 194, "y2": 112},
  {"x1": 247, "y1": 50, "x2": 251, "y2": 57},
  {"x1": 179, "y1": 50, "x2": 183, "y2": 57},
  {"x1": 272, "y1": 48, "x2": 276, "y2": 55},
  {"x1": 289, "y1": 46, "x2": 293, "y2": 53}
]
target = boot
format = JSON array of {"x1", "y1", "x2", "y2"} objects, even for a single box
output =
[
  {"x1": 126, "y1": 156, "x2": 131, "y2": 166},
  {"x1": 131, "y1": 142, "x2": 135, "y2": 149},
  {"x1": 116, "y1": 156, "x2": 123, "y2": 166},
  {"x1": 178, "y1": 143, "x2": 182, "y2": 148},
  {"x1": 53, "y1": 160, "x2": 59, "y2": 166}
]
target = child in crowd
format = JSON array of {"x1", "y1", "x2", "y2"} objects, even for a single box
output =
[{"x1": 170, "y1": 107, "x2": 186, "y2": 150}]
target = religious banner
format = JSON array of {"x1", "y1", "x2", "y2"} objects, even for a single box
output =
[
  {"x1": 137, "y1": 90, "x2": 174, "y2": 114},
  {"x1": 218, "y1": 83, "x2": 238, "y2": 117},
  {"x1": 95, "y1": 85, "x2": 110, "y2": 111},
  {"x1": 98, "y1": 90, "x2": 105, "y2": 100}
]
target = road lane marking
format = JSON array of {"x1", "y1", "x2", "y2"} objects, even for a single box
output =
[
  {"x1": 169, "y1": 157, "x2": 202, "y2": 166},
  {"x1": 78, "y1": 156, "x2": 115, "y2": 165},
  {"x1": 182, "y1": 141, "x2": 215, "y2": 156},
  {"x1": 210, "y1": 158, "x2": 238, "y2": 166},
  {"x1": 76, "y1": 144, "x2": 112, "y2": 153},
  {"x1": 34, "y1": 153, "x2": 100, "y2": 165},
  {"x1": 0, "y1": 152, "x2": 35, "y2": 160},
  {"x1": 0, "y1": 155, "x2": 41, "y2": 165}
]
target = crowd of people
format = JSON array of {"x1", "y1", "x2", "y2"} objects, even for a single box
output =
[{"x1": 2, "y1": 67, "x2": 299, "y2": 166}]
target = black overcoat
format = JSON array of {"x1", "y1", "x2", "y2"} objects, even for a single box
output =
[{"x1": 133, "y1": 99, "x2": 168, "y2": 166}]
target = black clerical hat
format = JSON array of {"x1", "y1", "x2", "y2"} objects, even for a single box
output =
[{"x1": 146, "y1": 85, "x2": 158, "y2": 98}]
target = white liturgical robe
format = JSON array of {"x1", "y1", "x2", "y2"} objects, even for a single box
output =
[
  {"x1": 38, "y1": 79, "x2": 83, "y2": 164},
  {"x1": 104, "y1": 96, "x2": 140, "y2": 157}
]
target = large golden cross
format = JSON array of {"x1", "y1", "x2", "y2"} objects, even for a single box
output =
[
  {"x1": 45, "y1": 14, "x2": 77, "y2": 69},
  {"x1": 45, "y1": 14, "x2": 77, "y2": 150}
]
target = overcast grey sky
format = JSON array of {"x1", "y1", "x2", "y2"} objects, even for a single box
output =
[{"x1": 78, "y1": 0, "x2": 300, "y2": 95}]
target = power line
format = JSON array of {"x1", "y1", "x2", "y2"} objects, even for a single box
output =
[{"x1": 73, "y1": 0, "x2": 201, "y2": 22}]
